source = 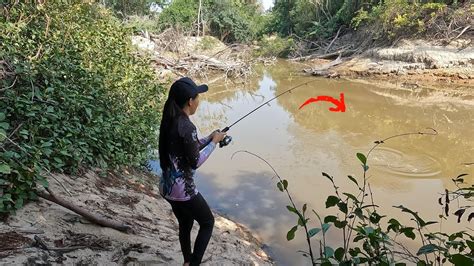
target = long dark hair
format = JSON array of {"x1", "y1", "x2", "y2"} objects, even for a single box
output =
[{"x1": 158, "y1": 92, "x2": 197, "y2": 171}]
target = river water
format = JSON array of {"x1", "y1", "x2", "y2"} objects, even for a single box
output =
[{"x1": 154, "y1": 61, "x2": 473, "y2": 265}]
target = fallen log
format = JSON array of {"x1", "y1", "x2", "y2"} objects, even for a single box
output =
[
  {"x1": 302, "y1": 55, "x2": 342, "y2": 78},
  {"x1": 37, "y1": 188, "x2": 133, "y2": 233},
  {"x1": 312, "y1": 55, "x2": 343, "y2": 71},
  {"x1": 303, "y1": 69, "x2": 340, "y2": 78},
  {"x1": 290, "y1": 49, "x2": 357, "y2": 61}
]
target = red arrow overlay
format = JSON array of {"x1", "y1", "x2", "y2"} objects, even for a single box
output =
[{"x1": 298, "y1": 93, "x2": 345, "y2": 112}]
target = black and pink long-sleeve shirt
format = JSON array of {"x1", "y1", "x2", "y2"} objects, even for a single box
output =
[{"x1": 159, "y1": 115, "x2": 216, "y2": 201}]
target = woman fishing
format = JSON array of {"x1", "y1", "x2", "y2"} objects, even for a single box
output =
[{"x1": 158, "y1": 77, "x2": 227, "y2": 266}]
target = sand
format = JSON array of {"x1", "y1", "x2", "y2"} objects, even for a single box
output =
[{"x1": 0, "y1": 169, "x2": 272, "y2": 265}]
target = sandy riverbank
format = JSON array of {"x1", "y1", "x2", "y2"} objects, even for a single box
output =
[{"x1": 0, "y1": 169, "x2": 272, "y2": 265}]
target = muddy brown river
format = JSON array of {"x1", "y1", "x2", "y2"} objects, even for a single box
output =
[{"x1": 155, "y1": 61, "x2": 474, "y2": 265}]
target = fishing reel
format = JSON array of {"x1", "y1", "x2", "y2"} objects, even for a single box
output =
[
  {"x1": 219, "y1": 135, "x2": 232, "y2": 148},
  {"x1": 218, "y1": 127, "x2": 232, "y2": 148}
]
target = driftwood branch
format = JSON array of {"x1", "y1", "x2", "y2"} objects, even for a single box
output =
[
  {"x1": 303, "y1": 55, "x2": 343, "y2": 78},
  {"x1": 290, "y1": 49, "x2": 356, "y2": 61},
  {"x1": 146, "y1": 27, "x2": 252, "y2": 79},
  {"x1": 0, "y1": 229, "x2": 44, "y2": 234},
  {"x1": 33, "y1": 235, "x2": 91, "y2": 253},
  {"x1": 453, "y1": 25, "x2": 471, "y2": 40},
  {"x1": 37, "y1": 188, "x2": 132, "y2": 233},
  {"x1": 152, "y1": 53, "x2": 251, "y2": 78},
  {"x1": 325, "y1": 26, "x2": 342, "y2": 54}
]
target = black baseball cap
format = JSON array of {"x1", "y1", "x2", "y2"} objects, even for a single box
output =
[{"x1": 170, "y1": 77, "x2": 208, "y2": 106}]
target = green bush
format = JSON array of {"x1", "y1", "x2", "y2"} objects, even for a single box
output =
[
  {"x1": 352, "y1": 0, "x2": 449, "y2": 39},
  {"x1": 254, "y1": 35, "x2": 296, "y2": 58},
  {"x1": 206, "y1": 0, "x2": 253, "y2": 43},
  {"x1": 351, "y1": 9, "x2": 370, "y2": 30},
  {"x1": 157, "y1": 0, "x2": 198, "y2": 32},
  {"x1": 250, "y1": 13, "x2": 273, "y2": 40},
  {"x1": 0, "y1": 1, "x2": 165, "y2": 213},
  {"x1": 157, "y1": 0, "x2": 263, "y2": 43},
  {"x1": 197, "y1": 36, "x2": 220, "y2": 51},
  {"x1": 290, "y1": 0, "x2": 318, "y2": 37},
  {"x1": 124, "y1": 15, "x2": 161, "y2": 34},
  {"x1": 268, "y1": 0, "x2": 466, "y2": 42},
  {"x1": 101, "y1": 0, "x2": 156, "y2": 18}
]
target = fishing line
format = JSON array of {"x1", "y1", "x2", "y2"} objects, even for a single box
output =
[{"x1": 218, "y1": 79, "x2": 319, "y2": 147}]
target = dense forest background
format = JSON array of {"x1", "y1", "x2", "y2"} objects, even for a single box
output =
[{"x1": 106, "y1": 0, "x2": 471, "y2": 54}]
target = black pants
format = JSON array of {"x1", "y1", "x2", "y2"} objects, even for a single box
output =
[{"x1": 166, "y1": 193, "x2": 215, "y2": 265}]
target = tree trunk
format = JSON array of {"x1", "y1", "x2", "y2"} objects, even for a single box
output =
[{"x1": 197, "y1": 0, "x2": 202, "y2": 36}]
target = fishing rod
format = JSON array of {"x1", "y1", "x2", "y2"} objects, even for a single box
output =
[{"x1": 218, "y1": 79, "x2": 320, "y2": 148}]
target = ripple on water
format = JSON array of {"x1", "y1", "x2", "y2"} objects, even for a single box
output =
[{"x1": 370, "y1": 147, "x2": 442, "y2": 178}]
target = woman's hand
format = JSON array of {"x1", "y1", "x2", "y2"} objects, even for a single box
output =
[
  {"x1": 209, "y1": 130, "x2": 219, "y2": 138},
  {"x1": 209, "y1": 129, "x2": 222, "y2": 139},
  {"x1": 211, "y1": 130, "x2": 227, "y2": 144}
]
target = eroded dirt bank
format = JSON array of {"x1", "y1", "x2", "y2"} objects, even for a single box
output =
[{"x1": 304, "y1": 39, "x2": 474, "y2": 89}]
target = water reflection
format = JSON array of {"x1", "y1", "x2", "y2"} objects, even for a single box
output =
[{"x1": 159, "y1": 61, "x2": 473, "y2": 265}]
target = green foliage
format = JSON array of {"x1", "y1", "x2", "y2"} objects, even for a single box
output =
[
  {"x1": 352, "y1": 0, "x2": 451, "y2": 39},
  {"x1": 249, "y1": 12, "x2": 273, "y2": 40},
  {"x1": 102, "y1": 0, "x2": 158, "y2": 18},
  {"x1": 0, "y1": 1, "x2": 164, "y2": 213},
  {"x1": 123, "y1": 15, "x2": 161, "y2": 34},
  {"x1": 254, "y1": 35, "x2": 296, "y2": 58},
  {"x1": 287, "y1": 225, "x2": 298, "y2": 241},
  {"x1": 290, "y1": 0, "x2": 318, "y2": 37},
  {"x1": 268, "y1": 0, "x2": 296, "y2": 36},
  {"x1": 205, "y1": 0, "x2": 253, "y2": 43},
  {"x1": 197, "y1": 36, "x2": 220, "y2": 50},
  {"x1": 268, "y1": 0, "x2": 361, "y2": 39},
  {"x1": 307, "y1": 228, "x2": 321, "y2": 238},
  {"x1": 156, "y1": 0, "x2": 262, "y2": 43},
  {"x1": 325, "y1": 195, "x2": 339, "y2": 208},
  {"x1": 104, "y1": 0, "x2": 471, "y2": 44},
  {"x1": 351, "y1": 8, "x2": 370, "y2": 30},
  {"x1": 157, "y1": 0, "x2": 198, "y2": 31},
  {"x1": 267, "y1": 0, "x2": 467, "y2": 42},
  {"x1": 356, "y1": 152, "x2": 367, "y2": 165},
  {"x1": 223, "y1": 0, "x2": 267, "y2": 42}
]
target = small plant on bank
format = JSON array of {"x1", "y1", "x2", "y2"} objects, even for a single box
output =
[
  {"x1": 234, "y1": 128, "x2": 473, "y2": 265},
  {"x1": 254, "y1": 35, "x2": 296, "y2": 58}
]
